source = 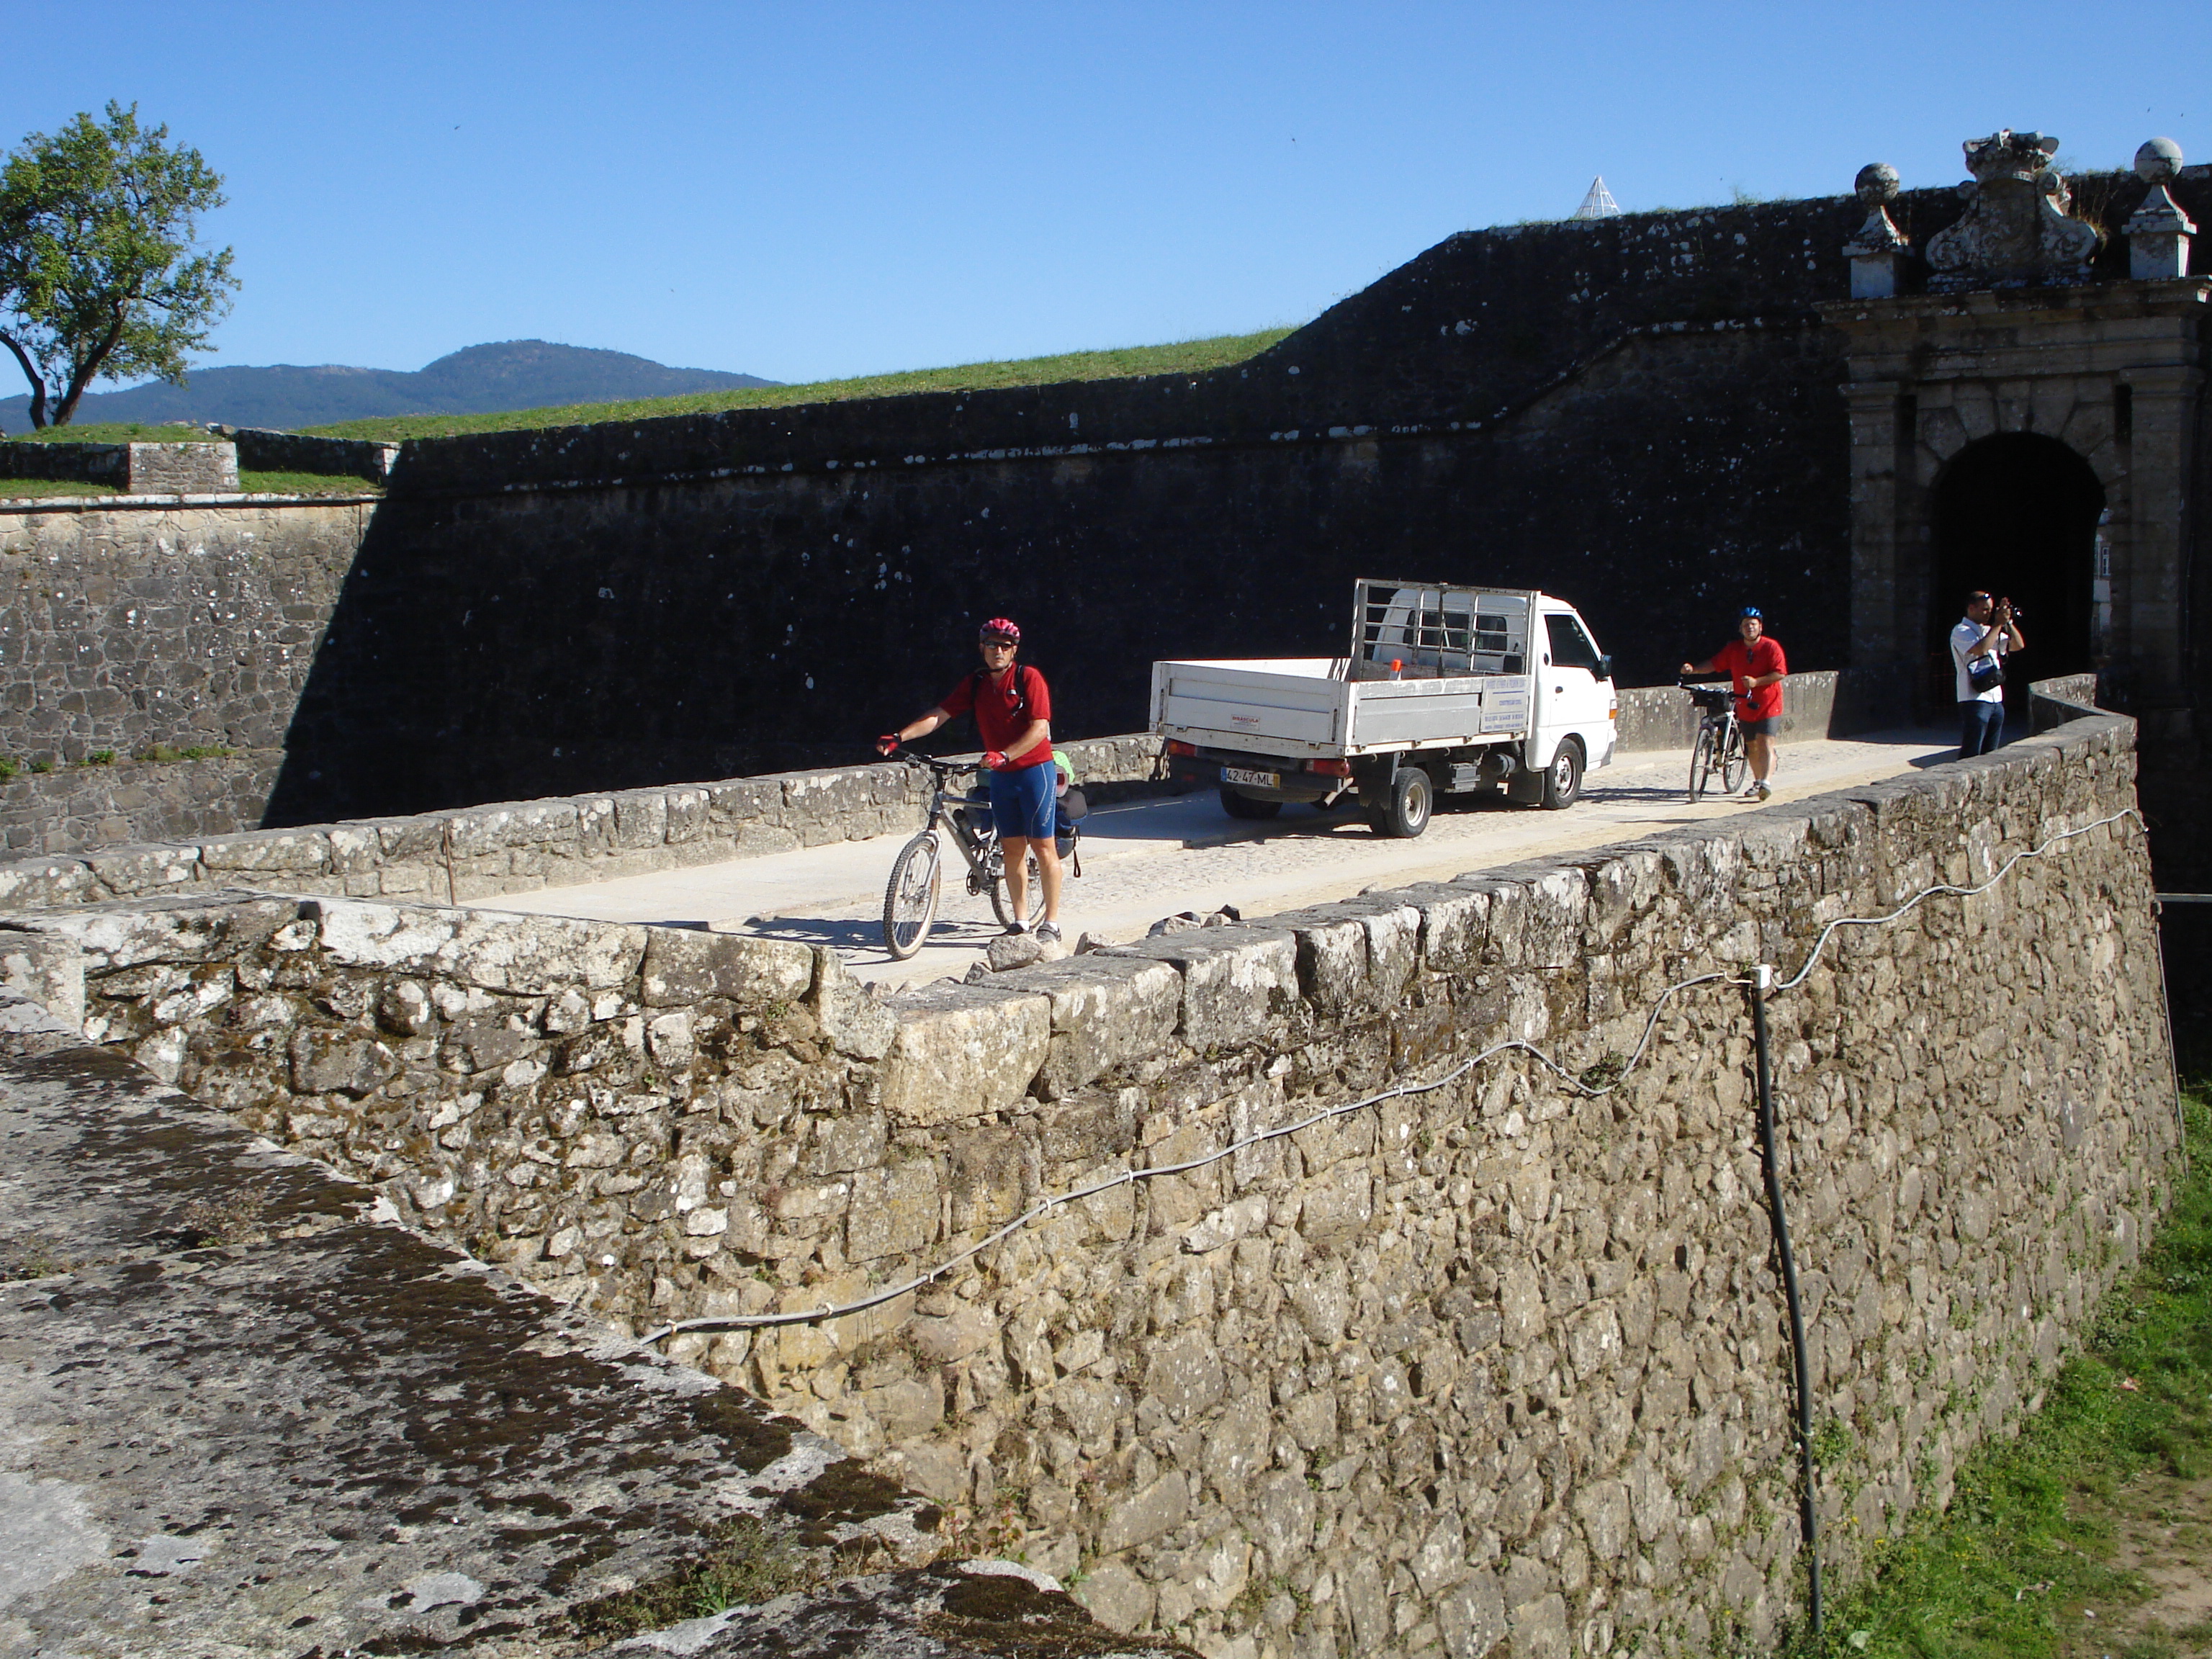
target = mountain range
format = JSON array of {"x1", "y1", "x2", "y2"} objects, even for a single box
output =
[{"x1": 0, "y1": 341, "x2": 776, "y2": 434}]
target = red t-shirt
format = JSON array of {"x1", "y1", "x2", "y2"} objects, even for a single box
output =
[
  {"x1": 940, "y1": 665, "x2": 1053, "y2": 768},
  {"x1": 1713, "y1": 637, "x2": 1787, "y2": 720}
]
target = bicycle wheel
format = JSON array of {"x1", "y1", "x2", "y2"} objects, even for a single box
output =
[
  {"x1": 1719, "y1": 722, "x2": 1748, "y2": 794},
  {"x1": 988, "y1": 843, "x2": 1046, "y2": 929},
  {"x1": 1688, "y1": 726, "x2": 1717, "y2": 801},
  {"x1": 881, "y1": 832, "x2": 942, "y2": 958}
]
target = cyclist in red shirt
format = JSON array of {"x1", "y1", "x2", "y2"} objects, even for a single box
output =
[
  {"x1": 1681, "y1": 606, "x2": 1788, "y2": 802},
  {"x1": 878, "y1": 618, "x2": 1063, "y2": 940}
]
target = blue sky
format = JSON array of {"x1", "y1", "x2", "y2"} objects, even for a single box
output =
[{"x1": 7, "y1": 1, "x2": 2207, "y2": 387}]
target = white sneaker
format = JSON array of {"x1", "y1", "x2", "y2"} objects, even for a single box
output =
[
  {"x1": 1004, "y1": 920, "x2": 1028, "y2": 935},
  {"x1": 1743, "y1": 781, "x2": 1771, "y2": 802},
  {"x1": 1035, "y1": 921, "x2": 1062, "y2": 944}
]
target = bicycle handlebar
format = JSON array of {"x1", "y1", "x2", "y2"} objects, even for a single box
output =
[{"x1": 886, "y1": 747, "x2": 986, "y2": 778}]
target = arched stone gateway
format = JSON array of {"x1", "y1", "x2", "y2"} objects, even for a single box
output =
[
  {"x1": 1929, "y1": 431, "x2": 2105, "y2": 711},
  {"x1": 1825, "y1": 281, "x2": 2202, "y2": 718},
  {"x1": 1824, "y1": 132, "x2": 2206, "y2": 743}
]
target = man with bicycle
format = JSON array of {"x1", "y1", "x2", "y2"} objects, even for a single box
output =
[
  {"x1": 1681, "y1": 606, "x2": 1787, "y2": 802},
  {"x1": 878, "y1": 618, "x2": 1063, "y2": 941}
]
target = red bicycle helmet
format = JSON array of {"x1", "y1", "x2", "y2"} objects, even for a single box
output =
[{"x1": 979, "y1": 617, "x2": 1022, "y2": 643}]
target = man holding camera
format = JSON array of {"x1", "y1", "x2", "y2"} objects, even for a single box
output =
[{"x1": 1951, "y1": 590, "x2": 2026, "y2": 758}]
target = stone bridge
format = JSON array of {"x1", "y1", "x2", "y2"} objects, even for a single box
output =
[{"x1": 0, "y1": 687, "x2": 2177, "y2": 1657}]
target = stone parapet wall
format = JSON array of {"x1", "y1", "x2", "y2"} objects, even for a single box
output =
[
  {"x1": 1614, "y1": 670, "x2": 1861, "y2": 752},
  {"x1": 0, "y1": 497, "x2": 369, "y2": 765},
  {"x1": 231, "y1": 428, "x2": 400, "y2": 482},
  {"x1": 0, "y1": 441, "x2": 239, "y2": 493},
  {"x1": 0, "y1": 732, "x2": 1169, "y2": 910},
  {"x1": 0, "y1": 748, "x2": 283, "y2": 854},
  {"x1": 0, "y1": 715, "x2": 2175, "y2": 1656}
]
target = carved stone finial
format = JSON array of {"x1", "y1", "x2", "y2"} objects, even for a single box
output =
[
  {"x1": 1843, "y1": 163, "x2": 1911, "y2": 297},
  {"x1": 2136, "y1": 137, "x2": 2184, "y2": 184},
  {"x1": 1923, "y1": 128, "x2": 2099, "y2": 290},
  {"x1": 1961, "y1": 129, "x2": 2062, "y2": 185},
  {"x1": 1856, "y1": 163, "x2": 1901, "y2": 204},
  {"x1": 2126, "y1": 139, "x2": 2195, "y2": 279}
]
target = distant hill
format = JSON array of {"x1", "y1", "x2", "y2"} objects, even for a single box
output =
[{"x1": 0, "y1": 341, "x2": 776, "y2": 435}]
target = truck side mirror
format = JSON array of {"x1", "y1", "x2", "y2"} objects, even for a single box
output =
[
  {"x1": 1595, "y1": 655, "x2": 1614, "y2": 681},
  {"x1": 1502, "y1": 653, "x2": 1523, "y2": 674}
]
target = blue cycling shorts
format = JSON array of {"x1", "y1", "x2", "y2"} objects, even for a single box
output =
[{"x1": 986, "y1": 760, "x2": 1058, "y2": 842}]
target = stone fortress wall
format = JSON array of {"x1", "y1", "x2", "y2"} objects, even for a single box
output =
[
  {"x1": 3, "y1": 166, "x2": 2202, "y2": 872},
  {"x1": 1, "y1": 702, "x2": 2176, "y2": 1655}
]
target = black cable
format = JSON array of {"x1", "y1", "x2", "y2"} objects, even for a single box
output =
[{"x1": 1750, "y1": 965, "x2": 1822, "y2": 1638}]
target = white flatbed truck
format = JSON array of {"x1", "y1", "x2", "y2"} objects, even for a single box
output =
[{"x1": 1149, "y1": 580, "x2": 1619, "y2": 837}]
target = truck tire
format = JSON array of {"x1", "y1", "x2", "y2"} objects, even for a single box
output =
[
  {"x1": 1540, "y1": 739, "x2": 1583, "y2": 809},
  {"x1": 1219, "y1": 786, "x2": 1282, "y2": 820},
  {"x1": 1370, "y1": 766, "x2": 1433, "y2": 837}
]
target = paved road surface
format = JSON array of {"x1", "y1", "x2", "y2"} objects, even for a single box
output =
[{"x1": 470, "y1": 731, "x2": 1960, "y2": 989}]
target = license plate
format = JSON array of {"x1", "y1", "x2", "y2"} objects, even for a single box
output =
[{"x1": 1222, "y1": 766, "x2": 1280, "y2": 789}]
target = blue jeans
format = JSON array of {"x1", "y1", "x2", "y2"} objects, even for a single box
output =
[{"x1": 1959, "y1": 699, "x2": 2004, "y2": 757}]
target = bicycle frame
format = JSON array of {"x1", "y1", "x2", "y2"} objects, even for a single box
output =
[
  {"x1": 1682, "y1": 682, "x2": 1748, "y2": 802},
  {"x1": 909, "y1": 758, "x2": 1007, "y2": 895}
]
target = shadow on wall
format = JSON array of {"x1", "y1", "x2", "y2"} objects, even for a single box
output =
[{"x1": 261, "y1": 331, "x2": 1852, "y2": 827}]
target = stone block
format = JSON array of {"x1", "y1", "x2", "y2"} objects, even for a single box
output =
[
  {"x1": 781, "y1": 768, "x2": 878, "y2": 847},
  {"x1": 290, "y1": 1027, "x2": 400, "y2": 1096},
  {"x1": 1097, "y1": 1470, "x2": 1189, "y2": 1555},
  {"x1": 1125, "y1": 926, "x2": 1297, "y2": 1052},
  {"x1": 641, "y1": 929, "x2": 814, "y2": 1007},
  {"x1": 664, "y1": 787, "x2": 710, "y2": 844},
  {"x1": 993, "y1": 953, "x2": 1182, "y2": 1099},
  {"x1": 444, "y1": 801, "x2": 578, "y2": 860},
  {"x1": 312, "y1": 900, "x2": 647, "y2": 992},
  {"x1": 197, "y1": 830, "x2": 331, "y2": 876},
  {"x1": 907, "y1": 1304, "x2": 997, "y2": 1364},
  {"x1": 876, "y1": 984, "x2": 1051, "y2": 1124},
  {"x1": 81, "y1": 844, "x2": 202, "y2": 896},
  {"x1": 0, "y1": 858, "x2": 98, "y2": 910},
  {"x1": 31, "y1": 896, "x2": 295, "y2": 970},
  {"x1": 611, "y1": 791, "x2": 669, "y2": 850},
  {"x1": 372, "y1": 816, "x2": 446, "y2": 862},
  {"x1": 811, "y1": 950, "x2": 897, "y2": 1060},
  {"x1": 845, "y1": 1160, "x2": 940, "y2": 1261},
  {"x1": 704, "y1": 778, "x2": 784, "y2": 832},
  {"x1": 0, "y1": 928, "x2": 84, "y2": 1028}
]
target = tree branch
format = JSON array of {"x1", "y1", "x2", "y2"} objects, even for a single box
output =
[{"x1": 0, "y1": 328, "x2": 50, "y2": 428}]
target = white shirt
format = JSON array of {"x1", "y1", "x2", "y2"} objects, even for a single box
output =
[{"x1": 1951, "y1": 617, "x2": 2009, "y2": 703}]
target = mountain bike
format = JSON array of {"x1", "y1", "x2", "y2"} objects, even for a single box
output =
[
  {"x1": 1682, "y1": 681, "x2": 1749, "y2": 802},
  {"x1": 880, "y1": 752, "x2": 1053, "y2": 958}
]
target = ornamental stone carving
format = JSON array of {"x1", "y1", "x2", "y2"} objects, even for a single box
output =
[
  {"x1": 2124, "y1": 138, "x2": 2195, "y2": 280},
  {"x1": 1843, "y1": 163, "x2": 1910, "y2": 298},
  {"x1": 1923, "y1": 129, "x2": 2100, "y2": 290}
]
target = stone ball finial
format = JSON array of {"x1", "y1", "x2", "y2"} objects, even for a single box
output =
[
  {"x1": 1856, "y1": 163, "x2": 1901, "y2": 204},
  {"x1": 2136, "y1": 138, "x2": 2184, "y2": 183}
]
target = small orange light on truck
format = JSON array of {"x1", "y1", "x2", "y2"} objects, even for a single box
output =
[{"x1": 1166, "y1": 740, "x2": 1197, "y2": 758}]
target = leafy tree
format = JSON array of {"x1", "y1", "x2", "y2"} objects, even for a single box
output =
[{"x1": 0, "y1": 102, "x2": 237, "y2": 428}]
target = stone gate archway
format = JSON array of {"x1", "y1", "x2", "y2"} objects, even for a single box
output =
[
  {"x1": 1824, "y1": 282, "x2": 2205, "y2": 720},
  {"x1": 1929, "y1": 431, "x2": 2105, "y2": 709}
]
